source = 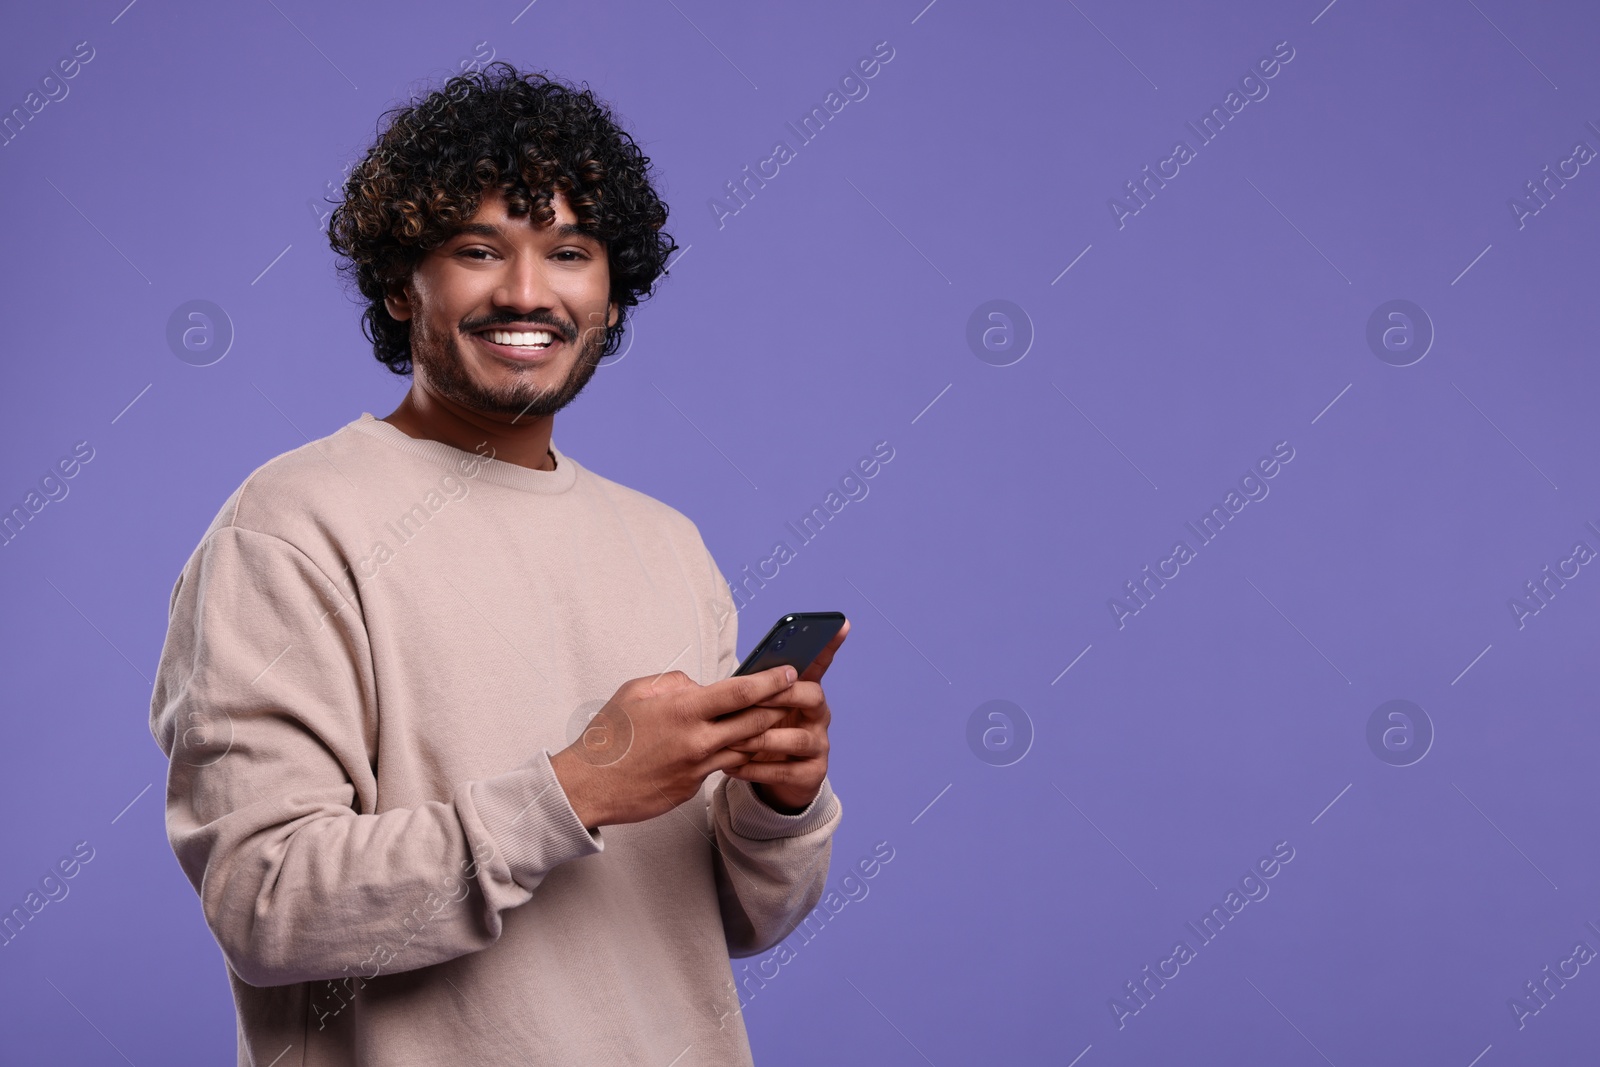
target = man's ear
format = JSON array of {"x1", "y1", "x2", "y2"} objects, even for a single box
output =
[
  {"x1": 384, "y1": 284, "x2": 413, "y2": 323},
  {"x1": 606, "y1": 301, "x2": 618, "y2": 330}
]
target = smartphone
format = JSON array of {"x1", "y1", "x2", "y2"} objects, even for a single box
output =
[{"x1": 732, "y1": 611, "x2": 847, "y2": 679}]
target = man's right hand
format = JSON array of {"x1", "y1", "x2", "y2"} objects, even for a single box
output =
[{"x1": 548, "y1": 664, "x2": 799, "y2": 830}]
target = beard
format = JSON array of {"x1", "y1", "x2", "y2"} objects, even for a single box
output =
[{"x1": 409, "y1": 314, "x2": 608, "y2": 423}]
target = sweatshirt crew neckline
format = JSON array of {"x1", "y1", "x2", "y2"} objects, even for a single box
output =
[{"x1": 349, "y1": 412, "x2": 578, "y2": 495}]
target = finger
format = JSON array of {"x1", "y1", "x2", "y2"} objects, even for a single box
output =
[
  {"x1": 726, "y1": 727, "x2": 822, "y2": 758},
  {"x1": 724, "y1": 760, "x2": 822, "y2": 788},
  {"x1": 688, "y1": 664, "x2": 797, "y2": 721},
  {"x1": 700, "y1": 746, "x2": 757, "y2": 777},
  {"x1": 734, "y1": 681, "x2": 825, "y2": 718},
  {"x1": 799, "y1": 618, "x2": 849, "y2": 684},
  {"x1": 706, "y1": 704, "x2": 789, "y2": 749}
]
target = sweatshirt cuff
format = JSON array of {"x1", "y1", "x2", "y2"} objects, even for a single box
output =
[
  {"x1": 723, "y1": 775, "x2": 839, "y2": 840},
  {"x1": 472, "y1": 748, "x2": 603, "y2": 888}
]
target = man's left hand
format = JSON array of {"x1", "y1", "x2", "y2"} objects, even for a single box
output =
[{"x1": 724, "y1": 619, "x2": 849, "y2": 814}]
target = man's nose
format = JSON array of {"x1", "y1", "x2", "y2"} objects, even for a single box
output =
[{"x1": 493, "y1": 254, "x2": 560, "y2": 314}]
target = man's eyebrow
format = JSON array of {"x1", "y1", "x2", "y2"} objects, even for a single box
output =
[{"x1": 449, "y1": 221, "x2": 602, "y2": 243}]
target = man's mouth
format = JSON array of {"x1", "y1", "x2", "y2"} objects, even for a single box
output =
[{"x1": 476, "y1": 328, "x2": 559, "y2": 350}]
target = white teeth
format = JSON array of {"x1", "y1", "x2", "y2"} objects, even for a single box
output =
[{"x1": 485, "y1": 329, "x2": 554, "y2": 347}]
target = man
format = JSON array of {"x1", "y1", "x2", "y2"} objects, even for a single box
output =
[{"x1": 150, "y1": 62, "x2": 845, "y2": 1066}]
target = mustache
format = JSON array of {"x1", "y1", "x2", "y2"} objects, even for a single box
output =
[{"x1": 462, "y1": 316, "x2": 578, "y2": 344}]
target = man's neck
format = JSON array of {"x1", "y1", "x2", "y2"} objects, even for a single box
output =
[{"x1": 381, "y1": 385, "x2": 556, "y2": 471}]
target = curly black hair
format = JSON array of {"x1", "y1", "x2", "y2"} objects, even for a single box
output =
[{"x1": 326, "y1": 62, "x2": 677, "y2": 375}]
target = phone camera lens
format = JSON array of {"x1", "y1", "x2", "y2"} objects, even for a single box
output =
[{"x1": 773, "y1": 639, "x2": 787, "y2": 650}]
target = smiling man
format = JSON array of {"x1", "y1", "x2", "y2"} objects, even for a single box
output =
[{"x1": 150, "y1": 63, "x2": 844, "y2": 1066}]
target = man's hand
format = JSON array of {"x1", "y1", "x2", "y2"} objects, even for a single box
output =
[
  {"x1": 724, "y1": 618, "x2": 849, "y2": 814},
  {"x1": 549, "y1": 664, "x2": 799, "y2": 830}
]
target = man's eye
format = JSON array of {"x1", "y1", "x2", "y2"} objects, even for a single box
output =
[
  {"x1": 554, "y1": 250, "x2": 586, "y2": 261},
  {"x1": 459, "y1": 248, "x2": 493, "y2": 260}
]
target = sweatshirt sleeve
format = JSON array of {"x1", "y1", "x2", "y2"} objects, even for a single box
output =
[
  {"x1": 149, "y1": 525, "x2": 602, "y2": 990},
  {"x1": 699, "y1": 548, "x2": 841, "y2": 957}
]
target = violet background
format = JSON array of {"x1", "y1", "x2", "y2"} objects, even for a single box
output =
[{"x1": 2, "y1": 0, "x2": 1598, "y2": 1064}]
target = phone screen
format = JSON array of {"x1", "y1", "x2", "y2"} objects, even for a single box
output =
[{"x1": 732, "y1": 611, "x2": 847, "y2": 678}]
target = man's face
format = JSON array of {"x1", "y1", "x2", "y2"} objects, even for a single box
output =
[{"x1": 384, "y1": 186, "x2": 618, "y2": 423}]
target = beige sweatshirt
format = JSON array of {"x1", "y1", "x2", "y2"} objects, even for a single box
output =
[{"x1": 149, "y1": 413, "x2": 841, "y2": 1067}]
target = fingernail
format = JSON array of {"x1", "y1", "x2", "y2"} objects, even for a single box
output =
[{"x1": 784, "y1": 666, "x2": 797, "y2": 683}]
